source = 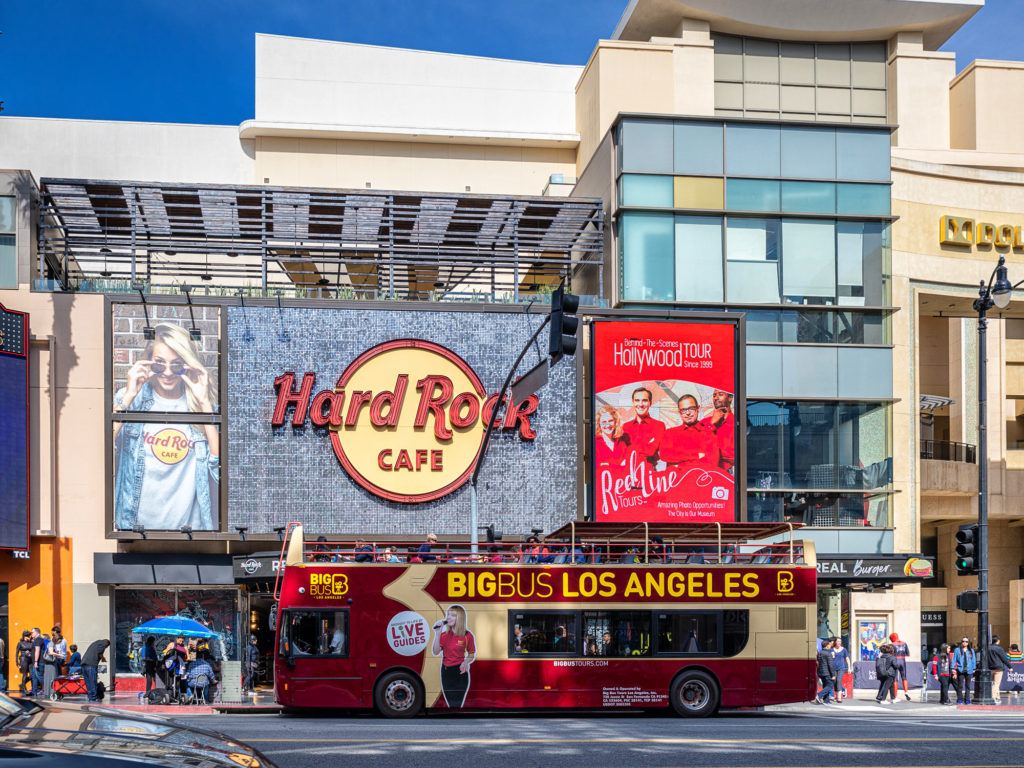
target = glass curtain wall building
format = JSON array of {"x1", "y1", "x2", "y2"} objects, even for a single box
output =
[{"x1": 615, "y1": 114, "x2": 894, "y2": 530}]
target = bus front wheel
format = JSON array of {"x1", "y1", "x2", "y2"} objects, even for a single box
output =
[
  {"x1": 375, "y1": 671, "x2": 424, "y2": 718},
  {"x1": 669, "y1": 670, "x2": 718, "y2": 717}
]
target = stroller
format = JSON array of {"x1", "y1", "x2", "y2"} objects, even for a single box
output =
[{"x1": 149, "y1": 655, "x2": 186, "y2": 704}]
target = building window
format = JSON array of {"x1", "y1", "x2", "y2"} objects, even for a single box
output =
[
  {"x1": 713, "y1": 35, "x2": 887, "y2": 124},
  {"x1": 0, "y1": 196, "x2": 15, "y2": 289},
  {"x1": 745, "y1": 400, "x2": 892, "y2": 527}
]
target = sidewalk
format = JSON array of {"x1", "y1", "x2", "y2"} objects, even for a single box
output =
[
  {"x1": 8, "y1": 688, "x2": 282, "y2": 716},
  {"x1": 769, "y1": 687, "x2": 1024, "y2": 715}
]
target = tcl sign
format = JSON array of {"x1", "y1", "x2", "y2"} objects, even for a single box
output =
[{"x1": 272, "y1": 339, "x2": 538, "y2": 503}]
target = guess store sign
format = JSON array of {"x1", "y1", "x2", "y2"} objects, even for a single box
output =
[{"x1": 272, "y1": 339, "x2": 538, "y2": 503}]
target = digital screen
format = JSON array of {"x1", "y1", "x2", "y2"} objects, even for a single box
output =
[
  {"x1": 591, "y1": 319, "x2": 738, "y2": 523},
  {"x1": 0, "y1": 303, "x2": 29, "y2": 549}
]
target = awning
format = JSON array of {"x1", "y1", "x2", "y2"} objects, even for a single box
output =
[
  {"x1": 920, "y1": 394, "x2": 955, "y2": 412},
  {"x1": 93, "y1": 552, "x2": 233, "y2": 585},
  {"x1": 38, "y1": 178, "x2": 603, "y2": 301}
]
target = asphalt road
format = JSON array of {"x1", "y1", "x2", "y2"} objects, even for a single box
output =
[{"x1": 176, "y1": 708, "x2": 1024, "y2": 768}]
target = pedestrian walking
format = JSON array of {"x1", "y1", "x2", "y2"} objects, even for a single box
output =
[
  {"x1": 875, "y1": 643, "x2": 897, "y2": 704},
  {"x1": 16, "y1": 631, "x2": 32, "y2": 694},
  {"x1": 987, "y1": 635, "x2": 1013, "y2": 701},
  {"x1": 931, "y1": 643, "x2": 954, "y2": 705},
  {"x1": 953, "y1": 636, "x2": 977, "y2": 704},
  {"x1": 814, "y1": 638, "x2": 836, "y2": 704},
  {"x1": 42, "y1": 627, "x2": 68, "y2": 699},
  {"x1": 81, "y1": 638, "x2": 110, "y2": 702},
  {"x1": 830, "y1": 637, "x2": 851, "y2": 702},
  {"x1": 890, "y1": 632, "x2": 911, "y2": 701}
]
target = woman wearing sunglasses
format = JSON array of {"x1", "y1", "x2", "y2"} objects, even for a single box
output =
[{"x1": 113, "y1": 322, "x2": 219, "y2": 531}]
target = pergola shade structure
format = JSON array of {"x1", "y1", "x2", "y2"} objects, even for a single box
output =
[{"x1": 38, "y1": 179, "x2": 604, "y2": 301}]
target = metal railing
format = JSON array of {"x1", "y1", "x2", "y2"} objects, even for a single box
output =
[{"x1": 920, "y1": 439, "x2": 976, "y2": 463}]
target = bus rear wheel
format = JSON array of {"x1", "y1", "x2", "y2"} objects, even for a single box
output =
[
  {"x1": 375, "y1": 671, "x2": 424, "y2": 718},
  {"x1": 669, "y1": 670, "x2": 718, "y2": 717}
]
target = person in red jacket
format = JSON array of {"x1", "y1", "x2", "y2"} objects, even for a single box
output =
[
  {"x1": 700, "y1": 389, "x2": 735, "y2": 472},
  {"x1": 660, "y1": 395, "x2": 719, "y2": 468},
  {"x1": 620, "y1": 388, "x2": 665, "y2": 466}
]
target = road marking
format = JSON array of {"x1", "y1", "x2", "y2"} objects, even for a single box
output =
[{"x1": 246, "y1": 736, "x2": 1024, "y2": 744}]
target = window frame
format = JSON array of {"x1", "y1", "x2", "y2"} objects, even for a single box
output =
[
  {"x1": 508, "y1": 609, "x2": 580, "y2": 658},
  {"x1": 280, "y1": 607, "x2": 351, "y2": 659}
]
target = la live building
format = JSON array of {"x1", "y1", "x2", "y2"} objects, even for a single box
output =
[{"x1": 1, "y1": 0, "x2": 1022, "y2": 694}]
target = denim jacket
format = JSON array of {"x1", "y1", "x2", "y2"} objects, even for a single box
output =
[
  {"x1": 953, "y1": 646, "x2": 977, "y2": 674},
  {"x1": 114, "y1": 382, "x2": 218, "y2": 530}
]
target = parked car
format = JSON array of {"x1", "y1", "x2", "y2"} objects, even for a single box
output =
[{"x1": 0, "y1": 691, "x2": 274, "y2": 767}]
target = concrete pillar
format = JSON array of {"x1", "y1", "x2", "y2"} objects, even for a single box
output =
[{"x1": 888, "y1": 32, "x2": 956, "y2": 150}]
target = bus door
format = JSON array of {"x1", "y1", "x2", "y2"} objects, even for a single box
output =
[
  {"x1": 753, "y1": 610, "x2": 812, "y2": 705},
  {"x1": 280, "y1": 608, "x2": 360, "y2": 706}
]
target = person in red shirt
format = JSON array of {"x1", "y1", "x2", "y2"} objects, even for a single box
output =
[
  {"x1": 595, "y1": 405, "x2": 633, "y2": 467},
  {"x1": 432, "y1": 604, "x2": 476, "y2": 708},
  {"x1": 700, "y1": 389, "x2": 735, "y2": 472},
  {"x1": 660, "y1": 395, "x2": 719, "y2": 468},
  {"x1": 620, "y1": 387, "x2": 665, "y2": 466}
]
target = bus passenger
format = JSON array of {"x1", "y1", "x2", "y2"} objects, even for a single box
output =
[
  {"x1": 418, "y1": 534, "x2": 439, "y2": 562},
  {"x1": 601, "y1": 631, "x2": 616, "y2": 657},
  {"x1": 432, "y1": 605, "x2": 475, "y2": 708}
]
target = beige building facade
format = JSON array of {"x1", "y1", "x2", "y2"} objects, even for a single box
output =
[{"x1": 2, "y1": 0, "x2": 1022, "y2": 693}]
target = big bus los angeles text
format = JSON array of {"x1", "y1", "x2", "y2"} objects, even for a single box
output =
[{"x1": 273, "y1": 521, "x2": 818, "y2": 717}]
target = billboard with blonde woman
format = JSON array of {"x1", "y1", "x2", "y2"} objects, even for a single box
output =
[{"x1": 111, "y1": 305, "x2": 220, "y2": 531}]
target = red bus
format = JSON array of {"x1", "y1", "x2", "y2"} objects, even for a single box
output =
[{"x1": 273, "y1": 521, "x2": 818, "y2": 717}]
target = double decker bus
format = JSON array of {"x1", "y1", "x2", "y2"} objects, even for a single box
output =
[{"x1": 273, "y1": 521, "x2": 817, "y2": 717}]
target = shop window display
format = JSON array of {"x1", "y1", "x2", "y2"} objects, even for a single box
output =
[{"x1": 115, "y1": 588, "x2": 239, "y2": 675}]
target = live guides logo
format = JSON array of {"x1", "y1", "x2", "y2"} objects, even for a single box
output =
[{"x1": 386, "y1": 611, "x2": 429, "y2": 656}]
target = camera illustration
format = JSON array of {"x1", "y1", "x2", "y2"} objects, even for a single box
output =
[{"x1": 711, "y1": 486, "x2": 729, "y2": 500}]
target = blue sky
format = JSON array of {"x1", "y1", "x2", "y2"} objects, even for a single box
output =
[{"x1": 0, "y1": 0, "x2": 1019, "y2": 125}]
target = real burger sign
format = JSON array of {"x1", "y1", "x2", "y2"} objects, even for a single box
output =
[{"x1": 271, "y1": 339, "x2": 539, "y2": 503}]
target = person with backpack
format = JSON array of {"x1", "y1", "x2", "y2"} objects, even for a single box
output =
[
  {"x1": 875, "y1": 643, "x2": 898, "y2": 704},
  {"x1": 953, "y1": 636, "x2": 977, "y2": 704},
  {"x1": 987, "y1": 635, "x2": 1013, "y2": 702},
  {"x1": 931, "y1": 643, "x2": 955, "y2": 705},
  {"x1": 814, "y1": 638, "x2": 836, "y2": 704}
]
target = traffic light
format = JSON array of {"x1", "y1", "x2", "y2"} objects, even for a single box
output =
[
  {"x1": 548, "y1": 286, "x2": 580, "y2": 365},
  {"x1": 956, "y1": 590, "x2": 981, "y2": 613},
  {"x1": 954, "y1": 523, "x2": 979, "y2": 576}
]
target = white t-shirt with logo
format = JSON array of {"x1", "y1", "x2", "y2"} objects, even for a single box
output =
[{"x1": 135, "y1": 392, "x2": 203, "y2": 530}]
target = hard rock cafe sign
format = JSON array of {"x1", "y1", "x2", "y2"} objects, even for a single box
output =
[{"x1": 271, "y1": 339, "x2": 538, "y2": 504}]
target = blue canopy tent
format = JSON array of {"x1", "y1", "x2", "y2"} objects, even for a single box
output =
[{"x1": 131, "y1": 616, "x2": 215, "y2": 638}]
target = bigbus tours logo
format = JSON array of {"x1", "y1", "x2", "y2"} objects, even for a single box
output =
[{"x1": 271, "y1": 339, "x2": 539, "y2": 503}]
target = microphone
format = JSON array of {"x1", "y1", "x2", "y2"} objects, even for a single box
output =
[{"x1": 433, "y1": 621, "x2": 445, "y2": 630}]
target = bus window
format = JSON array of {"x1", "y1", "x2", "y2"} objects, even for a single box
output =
[
  {"x1": 582, "y1": 611, "x2": 652, "y2": 657},
  {"x1": 284, "y1": 610, "x2": 349, "y2": 657},
  {"x1": 721, "y1": 610, "x2": 750, "y2": 657},
  {"x1": 656, "y1": 611, "x2": 749, "y2": 657},
  {"x1": 511, "y1": 612, "x2": 577, "y2": 655},
  {"x1": 657, "y1": 612, "x2": 718, "y2": 655}
]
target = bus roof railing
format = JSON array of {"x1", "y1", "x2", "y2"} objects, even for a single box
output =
[{"x1": 278, "y1": 521, "x2": 815, "y2": 573}]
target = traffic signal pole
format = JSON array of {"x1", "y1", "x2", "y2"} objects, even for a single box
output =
[{"x1": 974, "y1": 297, "x2": 993, "y2": 704}]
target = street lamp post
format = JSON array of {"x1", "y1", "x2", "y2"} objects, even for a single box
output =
[{"x1": 971, "y1": 254, "x2": 1016, "y2": 706}]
